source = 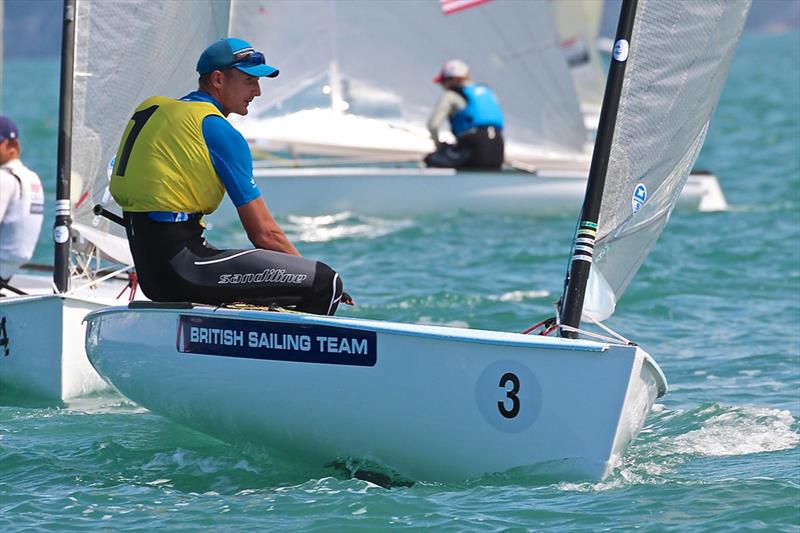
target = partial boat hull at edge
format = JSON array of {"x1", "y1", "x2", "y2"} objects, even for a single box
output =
[
  {"x1": 0, "y1": 293, "x2": 109, "y2": 401},
  {"x1": 85, "y1": 305, "x2": 666, "y2": 481},
  {"x1": 0, "y1": 273, "x2": 140, "y2": 401}
]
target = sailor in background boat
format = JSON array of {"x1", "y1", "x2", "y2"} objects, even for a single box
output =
[
  {"x1": 0, "y1": 116, "x2": 44, "y2": 291},
  {"x1": 424, "y1": 59, "x2": 505, "y2": 170},
  {"x1": 109, "y1": 38, "x2": 352, "y2": 315}
]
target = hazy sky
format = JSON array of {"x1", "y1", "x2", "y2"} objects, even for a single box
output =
[{"x1": 3, "y1": 0, "x2": 800, "y2": 58}]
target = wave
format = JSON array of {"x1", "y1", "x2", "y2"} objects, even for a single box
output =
[
  {"x1": 284, "y1": 211, "x2": 415, "y2": 243},
  {"x1": 487, "y1": 289, "x2": 550, "y2": 302},
  {"x1": 655, "y1": 404, "x2": 799, "y2": 457},
  {"x1": 557, "y1": 403, "x2": 799, "y2": 492}
]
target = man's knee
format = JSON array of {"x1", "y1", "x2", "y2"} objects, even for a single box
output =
[{"x1": 307, "y1": 261, "x2": 343, "y2": 315}]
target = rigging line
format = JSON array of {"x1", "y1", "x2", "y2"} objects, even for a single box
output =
[
  {"x1": 588, "y1": 316, "x2": 634, "y2": 345},
  {"x1": 558, "y1": 323, "x2": 632, "y2": 346},
  {"x1": 0, "y1": 279, "x2": 28, "y2": 296},
  {"x1": 66, "y1": 264, "x2": 135, "y2": 296},
  {"x1": 521, "y1": 316, "x2": 558, "y2": 335},
  {"x1": 521, "y1": 317, "x2": 552, "y2": 335}
]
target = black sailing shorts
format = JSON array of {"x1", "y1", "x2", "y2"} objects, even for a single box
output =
[
  {"x1": 123, "y1": 212, "x2": 343, "y2": 315},
  {"x1": 423, "y1": 126, "x2": 504, "y2": 171}
]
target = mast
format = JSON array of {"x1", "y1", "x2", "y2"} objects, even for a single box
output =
[
  {"x1": 54, "y1": 0, "x2": 76, "y2": 293},
  {"x1": 559, "y1": 0, "x2": 637, "y2": 338}
]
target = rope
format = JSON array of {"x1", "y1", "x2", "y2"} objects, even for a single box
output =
[
  {"x1": 588, "y1": 316, "x2": 634, "y2": 345},
  {"x1": 521, "y1": 302, "x2": 635, "y2": 345},
  {"x1": 67, "y1": 264, "x2": 134, "y2": 296},
  {"x1": 557, "y1": 322, "x2": 635, "y2": 345}
]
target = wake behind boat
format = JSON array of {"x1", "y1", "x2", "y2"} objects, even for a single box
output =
[{"x1": 84, "y1": 0, "x2": 751, "y2": 481}]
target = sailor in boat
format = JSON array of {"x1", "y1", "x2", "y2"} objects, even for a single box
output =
[
  {"x1": 110, "y1": 38, "x2": 352, "y2": 315},
  {"x1": 0, "y1": 116, "x2": 44, "y2": 292},
  {"x1": 423, "y1": 59, "x2": 505, "y2": 171}
]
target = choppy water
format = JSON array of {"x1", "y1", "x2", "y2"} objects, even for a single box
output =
[{"x1": 1, "y1": 31, "x2": 799, "y2": 531}]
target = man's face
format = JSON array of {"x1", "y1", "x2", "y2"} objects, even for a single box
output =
[
  {"x1": 0, "y1": 139, "x2": 18, "y2": 165},
  {"x1": 217, "y1": 68, "x2": 262, "y2": 116}
]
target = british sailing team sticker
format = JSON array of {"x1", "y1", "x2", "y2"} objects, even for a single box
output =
[
  {"x1": 177, "y1": 315, "x2": 376, "y2": 366},
  {"x1": 475, "y1": 360, "x2": 542, "y2": 433},
  {"x1": 632, "y1": 183, "x2": 647, "y2": 213}
]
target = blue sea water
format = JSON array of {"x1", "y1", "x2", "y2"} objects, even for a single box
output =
[{"x1": 1, "y1": 31, "x2": 799, "y2": 531}]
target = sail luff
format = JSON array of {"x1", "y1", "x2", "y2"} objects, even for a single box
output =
[
  {"x1": 559, "y1": 0, "x2": 638, "y2": 338},
  {"x1": 54, "y1": 0, "x2": 77, "y2": 293}
]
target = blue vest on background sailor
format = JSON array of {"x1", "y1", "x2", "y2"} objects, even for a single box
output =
[
  {"x1": 449, "y1": 84, "x2": 505, "y2": 138},
  {"x1": 0, "y1": 159, "x2": 44, "y2": 279}
]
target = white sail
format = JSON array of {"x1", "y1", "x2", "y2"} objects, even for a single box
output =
[
  {"x1": 230, "y1": 0, "x2": 587, "y2": 159},
  {"x1": 70, "y1": 0, "x2": 230, "y2": 264},
  {"x1": 583, "y1": 0, "x2": 751, "y2": 321}
]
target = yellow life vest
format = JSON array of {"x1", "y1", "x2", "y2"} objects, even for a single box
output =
[{"x1": 110, "y1": 96, "x2": 226, "y2": 214}]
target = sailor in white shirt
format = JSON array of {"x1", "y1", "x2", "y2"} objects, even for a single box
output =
[{"x1": 0, "y1": 116, "x2": 44, "y2": 284}]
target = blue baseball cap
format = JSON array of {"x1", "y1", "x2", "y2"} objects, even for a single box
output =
[
  {"x1": 196, "y1": 38, "x2": 279, "y2": 78},
  {"x1": 0, "y1": 116, "x2": 19, "y2": 142}
]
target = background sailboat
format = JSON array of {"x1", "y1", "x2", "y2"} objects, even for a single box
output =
[
  {"x1": 199, "y1": 0, "x2": 728, "y2": 222},
  {"x1": 0, "y1": 0, "x2": 229, "y2": 400},
  {"x1": 232, "y1": 0, "x2": 588, "y2": 165},
  {"x1": 84, "y1": 0, "x2": 750, "y2": 481}
]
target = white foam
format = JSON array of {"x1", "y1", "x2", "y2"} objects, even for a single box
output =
[
  {"x1": 560, "y1": 405, "x2": 800, "y2": 491},
  {"x1": 283, "y1": 212, "x2": 414, "y2": 243},
  {"x1": 417, "y1": 316, "x2": 470, "y2": 328},
  {"x1": 287, "y1": 211, "x2": 354, "y2": 225},
  {"x1": 488, "y1": 289, "x2": 550, "y2": 302},
  {"x1": 667, "y1": 405, "x2": 799, "y2": 457}
]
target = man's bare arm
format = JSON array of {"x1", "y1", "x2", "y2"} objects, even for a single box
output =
[{"x1": 236, "y1": 197, "x2": 300, "y2": 256}]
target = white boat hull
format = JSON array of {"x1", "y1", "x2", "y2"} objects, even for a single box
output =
[
  {"x1": 208, "y1": 166, "x2": 727, "y2": 222},
  {"x1": 0, "y1": 274, "x2": 139, "y2": 401},
  {"x1": 85, "y1": 305, "x2": 667, "y2": 481}
]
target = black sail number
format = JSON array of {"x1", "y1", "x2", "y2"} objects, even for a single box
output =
[
  {"x1": 115, "y1": 104, "x2": 159, "y2": 177},
  {"x1": 497, "y1": 372, "x2": 521, "y2": 419}
]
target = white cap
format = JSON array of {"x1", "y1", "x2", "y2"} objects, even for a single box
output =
[{"x1": 434, "y1": 59, "x2": 470, "y2": 82}]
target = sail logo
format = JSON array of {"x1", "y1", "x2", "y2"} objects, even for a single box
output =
[
  {"x1": 613, "y1": 39, "x2": 629, "y2": 62},
  {"x1": 218, "y1": 269, "x2": 308, "y2": 285},
  {"x1": 632, "y1": 183, "x2": 647, "y2": 213}
]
